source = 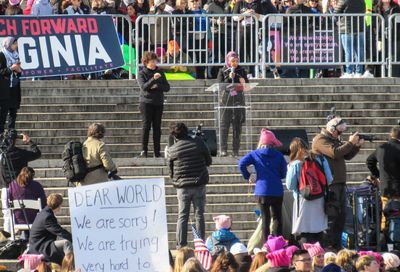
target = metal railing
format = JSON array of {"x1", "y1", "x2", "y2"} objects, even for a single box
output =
[
  {"x1": 112, "y1": 14, "x2": 134, "y2": 79},
  {"x1": 261, "y1": 13, "x2": 386, "y2": 77},
  {"x1": 388, "y1": 14, "x2": 400, "y2": 77},
  {"x1": 135, "y1": 14, "x2": 260, "y2": 76}
]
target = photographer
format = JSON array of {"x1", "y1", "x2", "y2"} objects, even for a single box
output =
[
  {"x1": 167, "y1": 122, "x2": 212, "y2": 249},
  {"x1": 0, "y1": 131, "x2": 41, "y2": 188},
  {"x1": 311, "y1": 117, "x2": 364, "y2": 249},
  {"x1": 366, "y1": 126, "x2": 400, "y2": 224}
]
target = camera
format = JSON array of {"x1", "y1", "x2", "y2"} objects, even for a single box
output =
[{"x1": 356, "y1": 133, "x2": 377, "y2": 142}]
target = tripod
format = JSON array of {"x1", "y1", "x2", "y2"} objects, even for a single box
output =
[{"x1": 0, "y1": 147, "x2": 31, "y2": 241}]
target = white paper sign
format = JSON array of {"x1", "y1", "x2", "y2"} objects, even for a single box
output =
[{"x1": 68, "y1": 178, "x2": 169, "y2": 272}]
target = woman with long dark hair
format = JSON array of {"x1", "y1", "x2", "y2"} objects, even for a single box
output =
[
  {"x1": 8, "y1": 167, "x2": 46, "y2": 239},
  {"x1": 286, "y1": 138, "x2": 333, "y2": 245},
  {"x1": 239, "y1": 129, "x2": 287, "y2": 239}
]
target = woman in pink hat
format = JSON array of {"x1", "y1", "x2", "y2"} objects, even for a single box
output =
[{"x1": 239, "y1": 128, "x2": 287, "y2": 240}]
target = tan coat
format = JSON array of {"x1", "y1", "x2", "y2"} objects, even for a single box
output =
[
  {"x1": 312, "y1": 129, "x2": 360, "y2": 184},
  {"x1": 79, "y1": 137, "x2": 117, "y2": 186}
]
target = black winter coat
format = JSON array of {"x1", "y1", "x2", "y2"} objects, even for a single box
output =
[
  {"x1": 28, "y1": 207, "x2": 72, "y2": 265},
  {"x1": 0, "y1": 141, "x2": 42, "y2": 187},
  {"x1": 137, "y1": 67, "x2": 170, "y2": 106},
  {"x1": 217, "y1": 65, "x2": 249, "y2": 107},
  {"x1": 168, "y1": 136, "x2": 212, "y2": 188},
  {"x1": 334, "y1": 0, "x2": 366, "y2": 33},
  {"x1": 367, "y1": 139, "x2": 400, "y2": 197},
  {"x1": 0, "y1": 52, "x2": 11, "y2": 103}
]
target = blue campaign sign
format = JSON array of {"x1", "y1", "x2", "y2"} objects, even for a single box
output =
[{"x1": 0, "y1": 15, "x2": 125, "y2": 78}]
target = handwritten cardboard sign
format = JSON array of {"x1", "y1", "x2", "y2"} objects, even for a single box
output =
[{"x1": 68, "y1": 178, "x2": 169, "y2": 272}]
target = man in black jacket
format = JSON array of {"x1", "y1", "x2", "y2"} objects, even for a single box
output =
[
  {"x1": 367, "y1": 126, "x2": 400, "y2": 198},
  {"x1": 29, "y1": 193, "x2": 72, "y2": 265},
  {"x1": 167, "y1": 122, "x2": 212, "y2": 248},
  {"x1": 0, "y1": 131, "x2": 41, "y2": 187}
]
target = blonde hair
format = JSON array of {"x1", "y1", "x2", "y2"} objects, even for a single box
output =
[
  {"x1": 182, "y1": 257, "x2": 206, "y2": 272},
  {"x1": 249, "y1": 252, "x2": 267, "y2": 272},
  {"x1": 174, "y1": 247, "x2": 195, "y2": 272},
  {"x1": 356, "y1": 255, "x2": 376, "y2": 272},
  {"x1": 324, "y1": 252, "x2": 337, "y2": 266},
  {"x1": 61, "y1": 252, "x2": 75, "y2": 272},
  {"x1": 47, "y1": 193, "x2": 63, "y2": 210},
  {"x1": 336, "y1": 249, "x2": 357, "y2": 270}
]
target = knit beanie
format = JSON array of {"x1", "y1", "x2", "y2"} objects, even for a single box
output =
[
  {"x1": 264, "y1": 235, "x2": 288, "y2": 253},
  {"x1": 259, "y1": 129, "x2": 282, "y2": 147},
  {"x1": 359, "y1": 251, "x2": 383, "y2": 265},
  {"x1": 285, "y1": 245, "x2": 300, "y2": 260},
  {"x1": 303, "y1": 242, "x2": 325, "y2": 258},
  {"x1": 267, "y1": 249, "x2": 290, "y2": 268},
  {"x1": 382, "y1": 253, "x2": 400, "y2": 269},
  {"x1": 213, "y1": 215, "x2": 232, "y2": 230}
]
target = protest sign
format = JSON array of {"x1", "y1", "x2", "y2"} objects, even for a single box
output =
[
  {"x1": 68, "y1": 178, "x2": 169, "y2": 272},
  {"x1": 0, "y1": 15, "x2": 124, "y2": 78}
]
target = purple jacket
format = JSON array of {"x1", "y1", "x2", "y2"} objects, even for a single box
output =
[{"x1": 8, "y1": 180, "x2": 46, "y2": 224}]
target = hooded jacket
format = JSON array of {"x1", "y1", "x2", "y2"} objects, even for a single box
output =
[
  {"x1": 206, "y1": 228, "x2": 240, "y2": 253},
  {"x1": 137, "y1": 66, "x2": 170, "y2": 106},
  {"x1": 312, "y1": 129, "x2": 360, "y2": 184},
  {"x1": 239, "y1": 147, "x2": 287, "y2": 196},
  {"x1": 168, "y1": 135, "x2": 212, "y2": 188},
  {"x1": 31, "y1": 0, "x2": 54, "y2": 15}
]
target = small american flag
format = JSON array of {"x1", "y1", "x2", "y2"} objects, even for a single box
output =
[{"x1": 192, "y1": 224, "x2": 213, "y2": 270}]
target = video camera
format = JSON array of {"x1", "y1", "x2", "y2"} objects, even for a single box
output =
[{"x1": 357, "y1": 133, "x2": 377, "y2": 142}]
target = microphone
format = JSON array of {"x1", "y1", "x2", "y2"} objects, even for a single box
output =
[{"x1": 230, "y1": 67, "x2": 235, "y2": 74}]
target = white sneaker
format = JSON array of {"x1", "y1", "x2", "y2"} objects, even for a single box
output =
[
  {"x1": 362, "y1": 70, "x2": 374, "y2": 78},
  {"x1": 353, "y1": 73, "x2": 363, "y2": 78},
  {"x1": 340, "y1": 73, "x2": 353, "y2": 78}
]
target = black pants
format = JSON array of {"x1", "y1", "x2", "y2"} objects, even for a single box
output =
[
  {"x1": 139, "y1": 102, "x2": 163, "y2": 155},
  {"x1": 325, "y1": 184, "x2": 347, "y2": 249},
  {"x1": 258, "y1": 196, "x2": 283, "y2": 240},
  {"x1": 0, "y1": 104, "x2": 8, "y2": 134},
  {"x1": 7, "y1": 108, "x2": 17, "y2": 130},
  {"x1": 220, "y1": 108, "x2": 244, "y2": 154}
]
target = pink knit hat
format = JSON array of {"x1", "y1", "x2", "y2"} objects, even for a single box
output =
[
  {"x1": 267, "y1": 249, "x2": 290, "y2": 268},
  {"x1": 259, "y1": 129, "x2": 282, "y2": 147},
  {"x1": 18, "y1": 254, "x2": 45, "y2": 270},
  {"x1": 264, "y1": 235, "x2": 288, "y2": 253},
  {"x1": 303, "y1": 242, "x2": 325, "y2": 258},
  {"x1": 213, "y1": 215, "x2": 232, "y2": 230},
  {"x1": 285, "y1": 245, "x2": 300, "y2": 260},
  {"x1": 359, "y1": 251, "x2": 383, "y2": 265}
]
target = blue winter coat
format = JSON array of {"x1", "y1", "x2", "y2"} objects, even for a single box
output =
[
  {"x1": 206, "y1": 229, "x2": 240, "y2": 253},
  {"x1": 239, "y1": 148, "x2": 287, "y2": 197}
]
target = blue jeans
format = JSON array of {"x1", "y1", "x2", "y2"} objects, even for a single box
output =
[{"x1": 340, "y1": 33, "x2": 365, "y2": 74}]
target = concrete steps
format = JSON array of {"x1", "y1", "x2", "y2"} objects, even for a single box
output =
[{"x1": 0, "y1": 78, "x2": 396, "y2": 269}]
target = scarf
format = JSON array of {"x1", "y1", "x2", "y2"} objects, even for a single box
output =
[{"x1": 1, "y1": 37, "x2": 20, "y2": 88}]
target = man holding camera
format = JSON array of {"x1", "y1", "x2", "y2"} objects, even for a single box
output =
[
  {"x1": 312, "y1": 117, "x2": 364, "y2": 249},
  {"x1": 0, "y1": 131, "x2": 41, "y2": 187},
  {"x1": 167, "y1": 122, "x2": 212, "y2": 249}
]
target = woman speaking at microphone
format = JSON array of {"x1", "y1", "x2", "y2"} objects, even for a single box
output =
[{"x1": 217, "y1": 51, "x2": 249, "y2": 157}]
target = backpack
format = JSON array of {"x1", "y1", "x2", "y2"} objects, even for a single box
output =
[
  {"x1": 62, "y1": 141, "x2": 87, "y2": 183},
  {"x1": 211, "y1": 236, "x2": 237, "y2": 257},
  {"x1": 299, "y1": 156, "x2": 327, "y2": 200},
  {"x1": 0, "y1": 239, "x2": 27, "y2": 259}
]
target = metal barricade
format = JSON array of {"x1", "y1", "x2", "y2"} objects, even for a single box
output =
[
  {"x1": 135, "y1": 14, "x2": 260, "y2": 77},
  {"x1": 261, "y1": 14, "x2": 385, "y2": 77},
  {"x1": 112, "y1": 14, "x2": 134, "y2": 79},
  {"x1": 388, "y1": 14, "x2": 400, "y2": 77}
]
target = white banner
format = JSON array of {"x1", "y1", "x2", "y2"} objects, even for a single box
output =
[{"x1": 68, "y1": 178, "x2": 169, "y2": 272}]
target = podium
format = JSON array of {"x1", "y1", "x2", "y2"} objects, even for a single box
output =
[{"x1": 206, "y1": 83, "x2": 258, "y2": 156}]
